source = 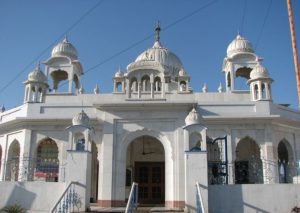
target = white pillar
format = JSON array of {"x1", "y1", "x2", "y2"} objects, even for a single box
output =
[
  {"x1": 138, "y1": 81, "x2": 141, "y2": 99},
  {"x1": 66, "y1": 151, "x2": 92, "y2": 212}
]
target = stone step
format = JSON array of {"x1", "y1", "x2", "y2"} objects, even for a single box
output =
[{"x1": 88, "y1": 205, "x2": 184, "y2": 213}]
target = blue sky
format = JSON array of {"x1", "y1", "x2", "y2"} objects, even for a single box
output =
[{"x1": 0, "y1": 0, "x2": 299, "y2": 109}]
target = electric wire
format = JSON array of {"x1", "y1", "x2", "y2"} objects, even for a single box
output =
[
  {"x1": 254, "y1": 0, "x2": 273, "y2": 50},
  {"x1": 58, "y1": 0, "x2": 219, "y2": 89},
  {"x1": 0, "y1": 0, "x2": 105, "y2": 96}
]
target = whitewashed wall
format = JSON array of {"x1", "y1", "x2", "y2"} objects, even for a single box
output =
[
  {"x1": 209, "y1": 184, "x2": 300, "y2": 213},
  {"x1": 0, "y1": 182, "x2": 66, "y2": 212}
]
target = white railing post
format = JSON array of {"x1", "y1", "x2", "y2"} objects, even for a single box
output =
[
  {"x1": 196, "y1": 182, "x2": 206, "y2": 213},
  {"x1": 51, "y1": 181, "x2": 79, "y2": 213},
  {"x1": 125, "y1": 182, "x2": 138, "y2": 213}
]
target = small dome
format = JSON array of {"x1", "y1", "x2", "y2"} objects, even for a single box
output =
[
  {"x1": 250, "y1": 62, "x2": 270, "y2": 79},
  {"x1": 227, "y1": 34, "x2": 254, "y2": 57},
  {"x1": 51, "y1": 37, "x2": 78, "y2": 60},
  {"x1": 72, "y1": 110, "x2": 90, "y2": 127},
  {"x1": 178, "y1": 68, "x2": 187, "y2": 77},
  {"x1": 28, "y1": 66, "x2": 47, "y2": 83},
  {"x1": 135, "y1": 41, "x2": 183, "y2": 74},
  {"x1": 185, "y1": 108, "x2": 203, "y2": 126},
  {"x1": 115, "y1": 68, "x2": 124, "y2": 77}
]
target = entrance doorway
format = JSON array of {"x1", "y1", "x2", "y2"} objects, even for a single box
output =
[
  {"x1": 126, "y1": 135, "x2": 165, "y2": 205},
  {"x1": 135, "y1": 162, "x2": 165, "y2": 204}
]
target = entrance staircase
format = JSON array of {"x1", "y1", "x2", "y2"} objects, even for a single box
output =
[{"x1": 89, "y1": 204, "x2": 184, "y2": 213}]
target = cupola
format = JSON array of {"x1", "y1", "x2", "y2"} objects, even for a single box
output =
[
  {"x1": 185, "y1": 108, "x2": 203, "y2": 126},
  {"x1": 72, "y1": 110, "x2": 90, "y2": 127},
  {"x1": 51, "y1": 36, "x2": 78, "y2": 60},
  {"x1": 28, "y1": 66, "x2": 47, "y2": 83},
  {"x1": 227, "y1": 34, "x2": 254, "y2": 58},
  {"x1": 23, "y1": 64, "x2": 49, "y2": 103},
  {"x1": 44, "y1": 37, "x2": 83, "y2": 93},
  {"x1": 248, "y1": 59, "x2": 273, "y2": 101}
]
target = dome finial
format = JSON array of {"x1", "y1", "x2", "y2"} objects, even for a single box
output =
[
  {"x1": 63, "y1": 35, "x2": 68, "y2": 42},
  {"x1": 155, "y1": 21, "x2": 161, "y2": 42}
]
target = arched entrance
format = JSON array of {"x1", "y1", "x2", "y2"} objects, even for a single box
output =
[
  {"x1": 126, "y1": 135, "x2": 165, "y2": 205},
  {"x1": 6, "y1": 140, "x2": 20, "y2": 181},
  {"x1": 278, "y1": 139, "x2": 294, "y2": 183},
  {"x1": 235, "y1": 137, "x2": 263, "y2": 184}
]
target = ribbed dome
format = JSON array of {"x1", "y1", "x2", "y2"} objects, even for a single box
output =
[
  {"x1": 185, "y1": 108, "x2": 203, "y2": 126},
  {"x1": 72, "y1": 110, "x2": 90, "y2": 127},
  {"x1": 28, "y1": 66, "x2": 47, "y2": 83},
  {"x1": 51, "y1": 37, "x2": 78, "y2": 60},
  {"x1": 250, "y1": 62, "x2": 270, "y2": 79},
  {"x1": 227, "y1": 34, "x2": 254, "y2": 57},
  {"x1": 135, "y1": 41, "x2": 183, "y2": 72},
  {"x1": 114, "y1": 68, "x2": 124, "y2": 77}
]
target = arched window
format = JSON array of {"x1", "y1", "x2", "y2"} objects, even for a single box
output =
[
  {"x1": 76, "y1": 138, "x2": 85, "y2": 151},
  {"x1": 254, "y1": 84, "x2": 259, "y2": 100},
  {"x1": 261, "y1": 83, "x2": 266, "y2": 99},
  {"x1": 278, "y1": 140, "x2": 294, "y2": 183},
  {"x1": 141, "y1": 75, "x2": 150, "y2": 92},
  {"x1": 189, "y1": 132, "x2": 202, "y2": 151},
  {"x1": 130, "y1": 77, "x2": 138, "y2": 92},
  {"x1": 154, "y1": 77, "x2": 161, "y2": 92},
  {"x1": 235, "y1": 137, "x2": 263, "y2": 184},
  {"x1": 179, "y1": 81, "x2": 187, "y2": 92},
  {"x1": 35, "y1": 138, "x2": 59, "y2": 182},
  {"x1": 6, "y1": 140, "x2": 20, "y2": 181},
  {"x1": 116, "y1": 82, "x2": 122, "y2": 92},
  {"x1": 227, "y1": 73, "x2": 231, "y2": 87}
]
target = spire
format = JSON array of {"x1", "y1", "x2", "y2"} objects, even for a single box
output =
[{"x1": 155, "y1": 21, "x2": 161, "y2": 42}]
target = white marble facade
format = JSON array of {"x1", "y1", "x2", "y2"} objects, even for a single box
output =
[{"x1": 0, "y1": 25, "x2": 300, "y2": 211}]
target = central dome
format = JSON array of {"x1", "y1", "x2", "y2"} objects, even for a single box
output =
[{"x1": 135, "y1": 40, "x2": 183, "y2": 72}]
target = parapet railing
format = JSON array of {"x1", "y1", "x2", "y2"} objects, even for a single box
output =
[
  {"x1": 51, "y1": 181, "x2": 80, "y2": 213},
  {"x1": 196, "y1": 181, "x2": 206, "y2": 213},
  {"x1": 125, "y1": 182, "x2": 138, "y2": 213}
]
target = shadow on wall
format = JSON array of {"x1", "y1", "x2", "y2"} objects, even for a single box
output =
[
  {"x1": 208, "y1": 184, "x2": 273, "y2": 213},
  {"x1": 244, "y1": 202, "x2": 270, "y2": 213},
  {"x1": 3, "y1": 182, "x2": 36, "y2": 211}
]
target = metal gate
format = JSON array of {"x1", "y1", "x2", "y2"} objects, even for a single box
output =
[{"x1": 207, "y1": 136, "x2": 228, "y2": 185}]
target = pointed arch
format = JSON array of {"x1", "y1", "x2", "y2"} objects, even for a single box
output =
[
  {"x1": 35, "y1": 137, "x2": 59, "y2": 182},
  {"x1": 235, "y1": 136, "x2": 263, "y2": 184},
  {"x1": 141, "y1": 75, "x2": 151, "y2": 92},
  {"x1": 115, "y1": 128, "x2": 173, "y2": 206},
  {"x1": 6, "y1": 140, "x2": 20, "y2": 181},
  {"x1": 278, "y1": 139, "x2": 294, "y2": 183},
  {"x1": 154, "y1": 76, "x2": 161, "y2": 92},
  {"x1": 130, "y1": 77, "x2": 138, "y2": 92}
]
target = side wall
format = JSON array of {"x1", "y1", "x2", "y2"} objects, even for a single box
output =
[
  {"x1": 0, "y1": 182, "x2": 66, "y2": 212},
  {"x1": 209, "y1": 184, "x2": 300, "y2": 213}
]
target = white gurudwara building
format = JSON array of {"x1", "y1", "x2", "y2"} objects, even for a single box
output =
[{"x1": 1, "y1": 25, "x2": 300, "y2": 213}]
